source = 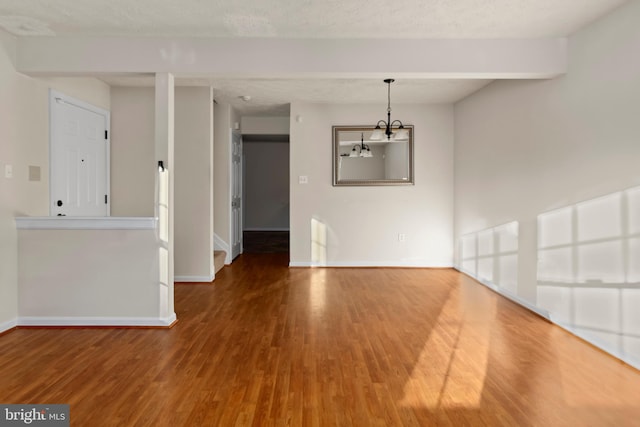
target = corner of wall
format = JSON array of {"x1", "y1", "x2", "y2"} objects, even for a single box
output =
[{"x1": 0, "y1": 318, "x2": 17, "y2": 334}]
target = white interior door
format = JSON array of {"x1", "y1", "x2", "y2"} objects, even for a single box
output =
[
  {"x1": 50, "y1": 91, "x2": 110, "y2": 217},
  {"x1": 231, "y1": 130, "x2": 243, "y2": 259}
]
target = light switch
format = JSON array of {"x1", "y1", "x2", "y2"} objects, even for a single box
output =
[
  {"x1": 299, "y1": 175, "x2": 308, "y2": 184},
  {"x1": 4, "y1": 164, "x2": 12, "y2": 179}
]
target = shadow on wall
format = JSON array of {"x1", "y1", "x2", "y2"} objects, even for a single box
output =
[
  {"x1": 537, "y1": 186, "x2": 640, "y2": 368},
  {"x1": 459, "y1": 221, "x2": 519, "y2": 296}
]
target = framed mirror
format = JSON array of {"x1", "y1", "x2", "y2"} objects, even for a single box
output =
[{"x1": 332, "y1": 125, "x2": 414, "y2": 186}]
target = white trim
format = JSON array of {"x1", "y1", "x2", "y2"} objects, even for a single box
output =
[
  {"x1": 229, "y1": 129, "x2": 243, "y2": 261},
  {"x1": 214, "y1": 233, "x2": 229, "y2": 252},
  {"x1": 289, "y1": 261, "x2": 453, "y2": 268},
  {"x1": 16, "y1": 216, "x2": 157, "y2": 230},
  {"x1": 0, "y1": 318, "x2": 18, "y2": 334},
  {"x1": 175, "y1": 275, "x2": 214, "y2": 283},
  {"x1": 454, "y1": 268, "x2": 551, "y2": 319},
  {"x1": 214, "y1": 233, "x2": 232, "y2": 264},
  {"x1": 18, "y1": 313, "x2": 177, "y2": 327},
  {"x1": 458, "y1": 269, "x2": 639, "y2": 370},
  {"x1": 289, "y1": 262, "x2": 307, "y2": 267},
  {"x1": 552, "y1": 322, "x2": 640, "y2": 371},
  {"x1": 244, "y1": 227, "x2": 290, "y2": 232}
]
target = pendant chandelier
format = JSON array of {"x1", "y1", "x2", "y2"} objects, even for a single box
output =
[
  {"x1": 370, "y1": 79, "x2": 409, "y2": 141},
  {"x1": 349, "y1": 133, "x2": 373, "y2": 158}
]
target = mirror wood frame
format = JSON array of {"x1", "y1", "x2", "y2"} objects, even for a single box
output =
[{"x1": 332, "y1": 125, "x2": 414, "y2": 186}]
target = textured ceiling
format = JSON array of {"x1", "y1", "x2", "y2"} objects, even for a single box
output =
[
  {"x1": 212, "y1": 78, "x2": 494, "y2": 115},
  {"x1": 0, "y1": 0, "x2": 628, "y2": 113},
  {"x1": 0, "y1": 0, "x2": 627, "y2": 38}
]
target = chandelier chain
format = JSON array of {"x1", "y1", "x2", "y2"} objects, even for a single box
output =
[{"x1": 374, "y1": 78, "x2": 404, "y2": 141}]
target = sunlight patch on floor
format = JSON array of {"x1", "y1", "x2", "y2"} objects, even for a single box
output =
[
  {"x1": 309, "y1": 268, "x2": 327, "y2": 317},
  {"x1": 400, "y1": 282, "x2": 495, "y2": 409},
  {"x1": 553, "y1": 327, "x2": 640, "y2": 408}
]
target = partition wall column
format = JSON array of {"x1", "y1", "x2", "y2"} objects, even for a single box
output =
[{"x1": 155, "y1": 72, "x2": 176, "y2": 320}]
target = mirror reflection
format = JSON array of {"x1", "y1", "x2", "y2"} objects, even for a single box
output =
[{"x1": 332, "y1": 125, "x2": 414, "y2": 186}]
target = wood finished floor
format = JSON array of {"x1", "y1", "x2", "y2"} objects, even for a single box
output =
[
  {"x1": 1, "y1": 254, "x2": 640, "y2": 426},
  {"x1": 243, "y1": 231, "x2": 290, "y2": 254}
]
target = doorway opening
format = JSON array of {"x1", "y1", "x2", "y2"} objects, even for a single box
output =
[{"x1": 242, "y1": 133, "x2": 290, "y2": 254}]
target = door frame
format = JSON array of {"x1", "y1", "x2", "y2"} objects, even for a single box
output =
[
  {"x1": 229, "y1": 129, "x2": 243, "y2": 259},
  {"x1": 49, "y1": 90, "x2": 111, "y2": 217}
]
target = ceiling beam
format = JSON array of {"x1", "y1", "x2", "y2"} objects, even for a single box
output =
[{"x1": 16, "y1": 37, "x2": 567, "y2": 79}]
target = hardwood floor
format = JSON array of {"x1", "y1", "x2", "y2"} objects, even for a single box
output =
[
  {"x1": 1, "y1": 254, "x2": 639, "y2": 426},
  {"x1": 243, "y1": 231, "x2": 290, "y2": 253}
]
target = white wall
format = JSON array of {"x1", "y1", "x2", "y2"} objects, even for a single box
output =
[
  {"x1": 242, "y1": 116, "x2": 290, "y2": 135},
  {"x1": 0, "y1": 29, "x2": 110, "y2": 332},
  {"x1": 174, "y1": 87, "x2": 214, "y2": 280},
  {"x1": 40, "y1": 77, "x2": 110, "y2": 111},
  {"x1": 244, "y1": 141, "x2": 290, "y2": 230},
  {"x1": 18, "y1": 228, "x2": 171, "y2": 325},
  {"x1": 454, "y1": 1, "x2": 640, "y2": 367},
  {"x1": 0, "y1": 30, "x2": 22, "y2": 332},
  {"x1": 290, "y1": 103, "x2": 454, "y2": 267},
  {"x1": 111, "y1": 86, "x2": 214, "y2": 279},
  {"x1": 110, "y1": 87, "x2": 155, "y2": 216}
]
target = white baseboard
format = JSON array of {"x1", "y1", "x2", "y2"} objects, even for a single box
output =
[
  {"x1": 16, "y1": 216, "x2": 157, "y2": 230},
  {"x1": 214, "y1": 233, "x2": 231, "y2": 264},
  {"x1": 454, "y1": 267, "x2": 550, "y2": 319},
  {"x1": 0, "y1": 318, "x2": 18, "y2": 334},
  {"x1": 290, "y1": 261, "x2": 453, "y2": 268},
  {"x1": 455, "y1": 268, "x2": 640, "y2": 370},
  {"x1": 175, "y1": 275, "x2": 214, "y2": 283},
  {"x1": 552, "y1": 322, "x2": 640, "y2": 371},
  {"x1": 289, "y1": 261, "x2": 309, "y2": 267},
  {"x1": 18, "y1": 313, "x2": 177, "y2": 327}
]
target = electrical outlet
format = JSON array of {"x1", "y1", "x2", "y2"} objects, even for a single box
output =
[
  {"x1": 398, "y1": 233, "x2": 406, "y2": 242},
  {"x1": 299, "y1": 175, "x2": 308, "y2": 184},
  {"x1": 4, "y1": 164, "x2": 13, "y2": 179}
]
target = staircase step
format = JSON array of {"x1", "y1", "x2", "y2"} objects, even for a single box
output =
[{"x1": 214, "y1": 251, "x2": 226, "y2": 275}]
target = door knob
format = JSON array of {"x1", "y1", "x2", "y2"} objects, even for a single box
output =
[{"x1": 57, "y1": 200, "x2": 63, "y2": 207}]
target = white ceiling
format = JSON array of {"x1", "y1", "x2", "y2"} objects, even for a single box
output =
[
  {"x1": 0, "y1": 0, "x2": 627, "y2": 38},
  {"x1": 0, "y1": 0, "x2": 628, "y2": 114}
]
